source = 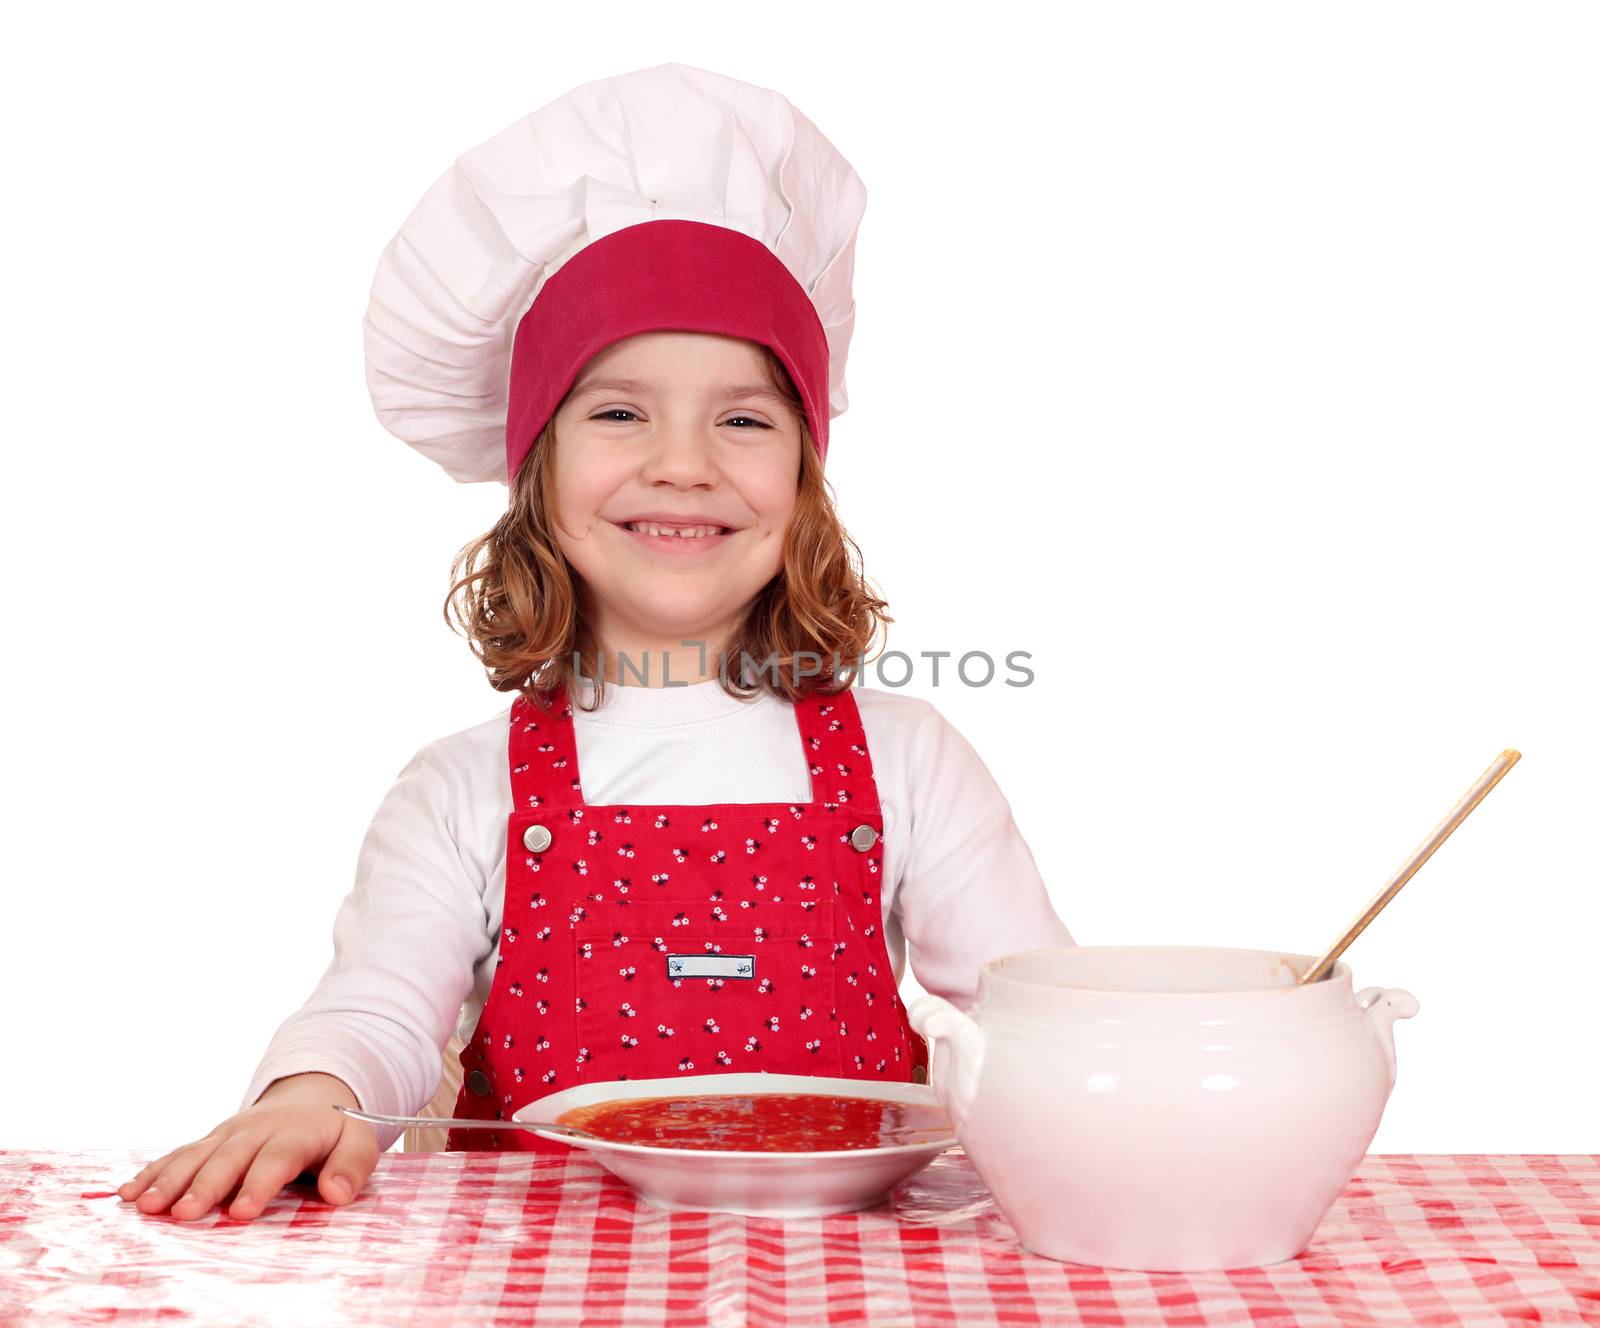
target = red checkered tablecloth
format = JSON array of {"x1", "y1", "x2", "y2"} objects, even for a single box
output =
[{"x1": 3, "y1": 1150, "x2": 1598, "y2": 1326}]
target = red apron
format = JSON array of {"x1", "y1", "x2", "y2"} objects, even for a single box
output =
[{"x1": 449, "y1": 684, "x2": 928, "y2": 1150}]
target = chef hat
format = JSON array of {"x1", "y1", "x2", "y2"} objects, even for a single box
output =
[{"x1": 362, "y1": 62, "x2": 866, "y2": 485}]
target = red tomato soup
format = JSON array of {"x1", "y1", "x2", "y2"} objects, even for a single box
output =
[{"x1": 557, "y1": 1092, "x2": 952, "y2": 1151}]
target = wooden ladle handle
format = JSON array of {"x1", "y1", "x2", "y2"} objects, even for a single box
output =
[{"x1": 1298, "y1": 749, "x2": 1520, "y2": 985}]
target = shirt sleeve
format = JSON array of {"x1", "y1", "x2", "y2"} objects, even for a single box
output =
[
  {"x1": 894, "y1": 702, "x2": 1074, "y2": 1009},
  {"x1": 240, "y1": 748, "x2": 490, "y2": 1151}
]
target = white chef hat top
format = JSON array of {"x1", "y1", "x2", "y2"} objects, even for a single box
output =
[{"x1": 361, "y1": 61, "x2": 866, "y2": 485}]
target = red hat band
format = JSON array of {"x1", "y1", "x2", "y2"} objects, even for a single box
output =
[{"x1": 504, "y1": 219, "x2": 832, "y2": 482}]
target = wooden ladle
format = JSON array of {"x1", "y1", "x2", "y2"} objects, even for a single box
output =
[{"x1": 1298, "y1": 749, "x2": 1521, "y2": 985}]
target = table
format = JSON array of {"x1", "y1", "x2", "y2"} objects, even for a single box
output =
[{"x1": 3, "y1": 1150, "x2": 1598, "y2": 1326}]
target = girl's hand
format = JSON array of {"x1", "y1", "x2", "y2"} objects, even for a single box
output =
[{"x1": 117, "y1": 1072, "x2": 379, "y2": 1222}]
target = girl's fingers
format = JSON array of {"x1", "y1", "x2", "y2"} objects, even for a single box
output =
[
  {"x1": 133, "y1": 1144, "x2": 217, "y2": 1214},
  {"x1": 166, "y1": 1134, "x2": 267, "y2": 1221},
  {"x1": 119, "y1": 1153, "x2": 176, "y2": 1202},
  {"x1": 317, "y1": 1117, "x2": 379, "y2": 1206},
  {"x1": 121, "y1": 1122, "x2": 228, "y2": 1204},
  {"x1": 122, "y1": 1105, "x2": 367, "y2": 1222},
  {"x1": 227, "y1": 1139, "x2": 320, "y2": 1222}
]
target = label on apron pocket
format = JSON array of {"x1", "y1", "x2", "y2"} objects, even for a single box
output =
[
  {"x1": 573, "y1": 900, "x2": 840, "y2": 1078},
  {"x1": 667, "y1": 954, "x2": 755, "y2": 979}
]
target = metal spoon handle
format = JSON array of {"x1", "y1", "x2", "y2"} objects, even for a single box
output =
[{"x1": 333, "y1": 1104, "x2": 601, "y2": 1141}]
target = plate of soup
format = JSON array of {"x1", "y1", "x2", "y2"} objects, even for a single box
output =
[{"x1": 515, "y1": 1073, "x2": 957, "y2": 1216}]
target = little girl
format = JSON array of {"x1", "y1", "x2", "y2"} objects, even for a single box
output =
[{"x1": 119, "y1": 62, "x2": 1073, "y2": 1223}]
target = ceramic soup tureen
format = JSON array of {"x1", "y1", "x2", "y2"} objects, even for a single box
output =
[{"x1": 909, "y1": 945, "x2": 1418, "y2": 1272}]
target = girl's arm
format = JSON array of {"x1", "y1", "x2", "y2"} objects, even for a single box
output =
[
  {"x1": 241, "y1": 746, "x2": 490, "y2": 1149},
  {"x1": 121, "y1": 745, "x2": 489, "y2": 1219},
  {"x1": 887, "y1": 699, "x2": 1075, "y2": 1007}
]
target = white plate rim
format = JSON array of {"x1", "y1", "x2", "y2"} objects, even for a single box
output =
[{"x1": 511, "y1": 1072, "x2": 958, "y2": 1162}]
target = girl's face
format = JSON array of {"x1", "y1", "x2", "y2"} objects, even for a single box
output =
[{"x1": 549, "y1": 331, "x2": 804, "y2": 666}]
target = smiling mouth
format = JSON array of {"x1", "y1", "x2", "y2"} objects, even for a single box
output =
[{"x1": 620, "y1": 521, "x2": 733, "y2": 539}]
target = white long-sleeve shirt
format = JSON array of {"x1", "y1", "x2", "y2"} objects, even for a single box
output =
[{"x1": 243, "y1": 677, "x2": 1073, "y2": 1146}]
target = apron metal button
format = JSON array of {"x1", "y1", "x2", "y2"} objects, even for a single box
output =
[
  {"x1": 522, "y1": 823, "x2": 552, "y2": 853},
  {"x1": 466, "y1": 1069, "x2": 493, "y2": 1098},
  {"x1": 849, "y1": 824, "x2": 878, "y2": 852}
]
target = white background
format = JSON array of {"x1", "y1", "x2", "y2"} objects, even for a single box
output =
[{"x1": 3, "y1": 1, "x2": 1595, "y2": 1153}]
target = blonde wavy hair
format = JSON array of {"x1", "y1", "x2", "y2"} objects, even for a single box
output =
[{"x1": 445, "y1": 343, "x2": 890, "y2": 718}]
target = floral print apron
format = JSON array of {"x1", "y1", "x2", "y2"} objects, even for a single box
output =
[{"x1": 449, "y1": 684, "x2": 929, "y2": 1150}]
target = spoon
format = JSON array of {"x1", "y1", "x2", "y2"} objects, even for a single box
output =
[
  {"x1": 334, "y1": 1104, "x2": 606, "y2": 1142},
  {"x1": 1297, "y1": 748, "x2": 1520, "y2": 985},
  {"x1": 335, "y1": 1103, "x2": 955, "y2": 1149}
]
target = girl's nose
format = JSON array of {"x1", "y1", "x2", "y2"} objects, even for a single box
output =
[{"x1": 636, "y1": 423, "x2": 720, "y2": 487}]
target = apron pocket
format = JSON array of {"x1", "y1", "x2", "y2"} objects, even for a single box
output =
[{"x1": 572, "y1": 899, "x2": 843, "y2": 1082}]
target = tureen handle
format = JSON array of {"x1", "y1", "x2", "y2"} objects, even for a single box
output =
[
  {"x1": 1355, "y1": 986, "x2": 1420, "y2": 1084},
  {"x1": 908, "y1": 995, "x2": 987, "y2": 1132}
]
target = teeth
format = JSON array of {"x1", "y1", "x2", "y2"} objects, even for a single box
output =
[{"x1": 627, "y1": 522, "x2": 725, "y2": 538}]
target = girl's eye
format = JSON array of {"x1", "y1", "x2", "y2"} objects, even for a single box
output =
[{"x1": 588, "y1": 409, "x2": 771, "y2": 430}]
